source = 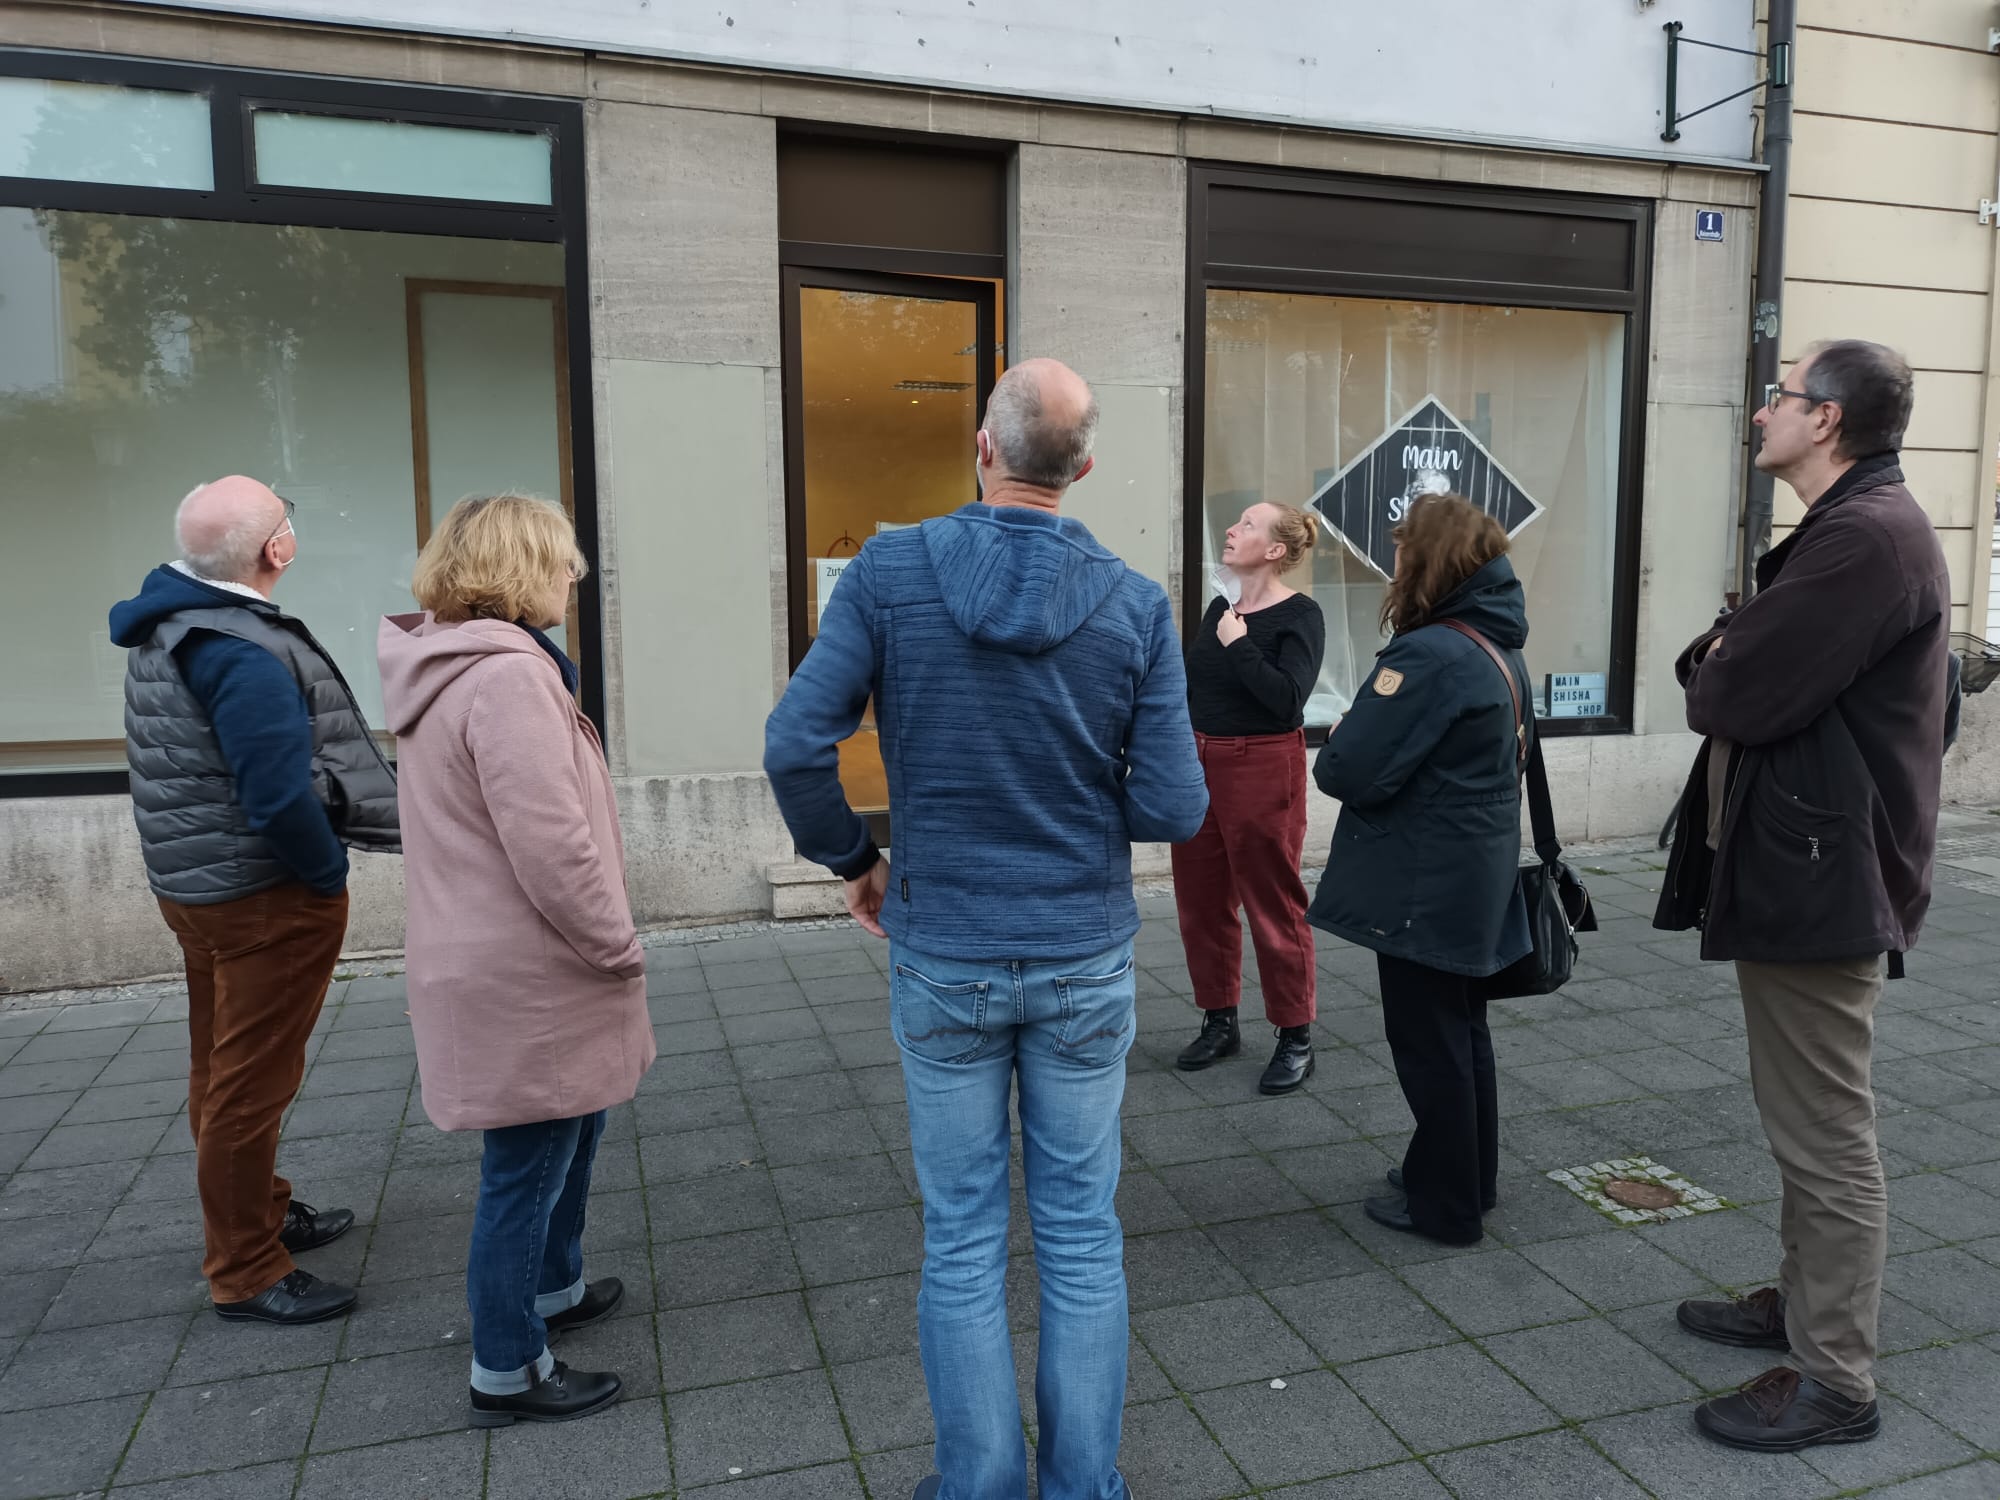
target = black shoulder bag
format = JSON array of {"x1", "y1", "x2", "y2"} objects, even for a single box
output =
[{"x1": 1440, "y1": 621, "x2": 1598, "y2": 998}]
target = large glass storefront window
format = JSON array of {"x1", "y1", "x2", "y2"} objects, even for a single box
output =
[
  {"x1": 1203, "y1": 292, "x2": 1625, "y2": 724},
  {"x1": 0, "y1": 209, "x2": 567, "y2": 771}
]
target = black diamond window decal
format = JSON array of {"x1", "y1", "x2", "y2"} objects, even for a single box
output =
[{"x1": 1307, "y1": 394, "x2": 1545, "y2": 580}]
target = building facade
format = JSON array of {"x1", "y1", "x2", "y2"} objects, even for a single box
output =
[{"x1": 1, "y1": 0, "x2": 1993, "y2": 990}]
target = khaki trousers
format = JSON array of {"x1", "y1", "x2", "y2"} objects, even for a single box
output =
[
  {"x1": 159, "y1": 883, "x2": 349, "y2": 1303},
  {"x1": 1736, "y1": 954, "x2": 1887, "y2": 1403}
]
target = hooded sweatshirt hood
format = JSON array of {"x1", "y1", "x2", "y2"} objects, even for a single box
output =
[
  {"x1": 109, "y1": 564, "x2": 268, "y2": 646},
  {"x1": 920, "y1": 502, "x2": 1128, "y2": 656},
  {"x1": 377, "y1": 612, "x2": 556, "y2": 735},
  {"x1": 1428, "y1": 554, "x2": 1529, "y2": 651}
]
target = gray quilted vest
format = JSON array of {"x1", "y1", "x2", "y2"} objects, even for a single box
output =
[{"x1": 124, "y1": 599, "x2": 401, "y2": 905}]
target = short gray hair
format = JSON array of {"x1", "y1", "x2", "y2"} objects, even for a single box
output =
[
  {"x1": 1803, "y1": 339, "x2": 1914, "y2": 459},
  {"x1": 984, "y1": 374, "x2": 1099, "y2": 490},
  {"x1": 174, "y1": 482, "x2": 271, "y2": 583}
]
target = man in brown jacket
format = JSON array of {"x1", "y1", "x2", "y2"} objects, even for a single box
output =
[{"x1": 1655, "y1": 339, "x2": 1951, "y2": 1452}]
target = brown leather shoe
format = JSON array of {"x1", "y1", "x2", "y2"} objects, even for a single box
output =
[
  {"x1": 1676, "y1": 1286, "x2": 1790, "y2": 1350},
  {"x1": 1694, "y1": 1366, "x2": 1880, "y2": 1452}
]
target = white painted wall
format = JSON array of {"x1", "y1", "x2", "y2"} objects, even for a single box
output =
[{"x1": 166, "y1": 0, "x2": 1759, "y2": 162}]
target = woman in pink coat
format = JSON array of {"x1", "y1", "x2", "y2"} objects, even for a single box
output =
[{"x1": 378, "y1": 495, "x2": 654, "y2": 1429}]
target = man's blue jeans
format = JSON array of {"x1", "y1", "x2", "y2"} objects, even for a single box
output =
[
  {"x1": 466, "y1": 1108, "x2": 604, "y2": 1394},
  {"x1": 890, "y1": 938, "x2": 1136, "y2": 1500}
]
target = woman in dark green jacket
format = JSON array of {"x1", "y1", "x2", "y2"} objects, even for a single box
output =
[{"x1": 1309, "y1": 495, "x2": 1531, "y2": 1247}]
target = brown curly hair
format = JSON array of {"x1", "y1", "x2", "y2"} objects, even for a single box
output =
[{"x1": 1379, "y1": 494, "x2": 1508, "y2": 635}]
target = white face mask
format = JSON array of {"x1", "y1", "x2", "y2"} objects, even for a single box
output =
[
  {"x1": 1211, "y1": 564, "x2": 1242, "y2": 608},
  {"x1": 269, "y1": 520, "x2": 295, "y2": 570}
]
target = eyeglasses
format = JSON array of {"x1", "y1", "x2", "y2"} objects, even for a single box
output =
[
  {"x1": 1764, "y1": 382, "x2": 1822, "y2": 413},
  {"x1": 267, "y1": 495, "x2": 296, "y2": 547}
]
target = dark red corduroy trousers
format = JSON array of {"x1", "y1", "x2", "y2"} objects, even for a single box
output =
[{"x1": 1169, "y1": 730, "x2": 1317, "y2": 1028}]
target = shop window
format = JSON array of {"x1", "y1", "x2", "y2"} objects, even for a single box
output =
[
  {"x1": 1190, "y1": 166, "x2": 1648, "y2": 731},
  {"x1": 250, "y1": 111, "x2": 553, "y2": 205},
  {"x1": 0, "y1": 75, "x2": 212, "y2": 189},
  {"x1": 0, "y1": 209, "x2": 566, "y2": 773},
  {"x1": 1203, "y1": 292, "x2": 1625, "y2": 722}
]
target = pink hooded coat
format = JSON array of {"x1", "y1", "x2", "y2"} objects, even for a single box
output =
[{"x1": 377, "y1": 613, "x2": 654, "y2": 1131}]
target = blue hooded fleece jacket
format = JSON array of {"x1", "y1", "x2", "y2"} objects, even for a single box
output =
[
  {"x1": 109, "y1": 566, "x2": 348, "y2": 894},
  {"x1": 764, "y1": 502, "x2": 1208, "y2": 963}
]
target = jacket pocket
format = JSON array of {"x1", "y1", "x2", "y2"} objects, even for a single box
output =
[
  {"x1": 891, "y1": 963, "x2": 991, "y2": 1065},
  {"x1": 1728, "y1": 773, "x2": 1875, "y2": 942},
  {"x1": 1309, "y1": 810, "x2": 1410, "y2": 940},
  {"x1": 1754, "y1": 776, "x2": 1845, "y2": 883}
]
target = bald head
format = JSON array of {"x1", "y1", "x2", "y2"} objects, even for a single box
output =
[
  {"x1": 176, "y1": 476, "x2": 287, "y2": 586},
  {"x1": 982, "y1": 358, "x2": 1099, "y2": 492}
]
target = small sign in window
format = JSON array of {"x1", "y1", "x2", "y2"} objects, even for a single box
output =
[{"x1": 1547, "y1": 672, "x2": 1608, "y2": 718}]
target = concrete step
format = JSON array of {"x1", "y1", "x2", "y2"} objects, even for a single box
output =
[{"x1": 765, "y1": 860, "x2": 847, "y2": 920}]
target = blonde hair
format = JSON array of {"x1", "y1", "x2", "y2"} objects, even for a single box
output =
[
  {"x1": 412, "y1": 494, "x2": 586, "y2": 624},
  {"x1": 1266, "y1": 504, "x2": 1320, "y2": 571}
]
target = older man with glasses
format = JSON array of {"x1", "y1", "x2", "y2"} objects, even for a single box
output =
[{"x1": 109, "y1": 476, "x2": 401, "y2": 1327}]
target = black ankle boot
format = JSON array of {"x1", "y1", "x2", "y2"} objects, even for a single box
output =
[
  {"x1": 1177, "y1": 1008, "x2": 1241, "y2": 1070},
  {"x1": 1258, "y1": 1026, "x2": 1314, "y2": 1095},
  {"x1": 468, "y1": 1360, "x2": 622, "y2": 1427}
]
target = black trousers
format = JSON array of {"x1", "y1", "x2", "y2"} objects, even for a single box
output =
[{"x1": 1377, "y1": 953, "x2": 1498, "y2": 1244}]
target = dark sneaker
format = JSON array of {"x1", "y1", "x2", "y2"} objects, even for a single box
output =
[
  {"x1": 1694, "y1": 1366, "x2": 1880, "y2": 1452},
  {"x1": 214, "y1": 1269, "x2": 357, "y2": 1326},
  {"x1": 1176, "y1": 1010, "x2": 1240, "y2": 1071},
  {"x1": 279, "y1": 1200, "x2": 355, "y2": 1254},
  {"x1": 1677, "y1": 1286, "x2": 1790, "y2": 1350},
  {"x1": 1363, "y1": 1192, "x2": 1483, "y2": 1248},
  {"x1": 1257, "y1": 1029, "x2": 1314, "y2": 1094},
  {"x1": 545, "y1": 1278, "x2": 624, "y2": 1337},
  {"x1": 469, "y1": 1360, "x2": 622, "y2": 1428}
]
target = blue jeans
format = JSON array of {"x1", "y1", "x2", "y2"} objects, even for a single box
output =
[
  {"x1": 891, "y1": 939, "x2": 1136, "y2": 1500},
  {"x1": 466, "y1": 1108, "x2": 604, "y2": 1393}
]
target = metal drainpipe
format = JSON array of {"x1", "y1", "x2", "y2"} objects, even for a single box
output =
[{"x1": 1738, "y1": 0, "x2": 1797, "y2": 600}]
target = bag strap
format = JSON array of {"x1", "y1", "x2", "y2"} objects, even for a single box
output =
[{"x1": 1438, "y1": 620, "x2": 1563, "y2": 866}]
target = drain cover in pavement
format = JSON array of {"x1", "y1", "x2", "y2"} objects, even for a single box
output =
[{"x1": 1547, "y1": 1156, "x2": 1728, "y2": 1225}]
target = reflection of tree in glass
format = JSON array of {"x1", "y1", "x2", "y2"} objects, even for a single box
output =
[{"x1": 17, "y1": 83, "x2": 200, "y2": 187}]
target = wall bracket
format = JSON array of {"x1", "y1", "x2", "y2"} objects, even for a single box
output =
[{"x1": 1661, "y1": 21, "x2": 1791, "y2": 142}]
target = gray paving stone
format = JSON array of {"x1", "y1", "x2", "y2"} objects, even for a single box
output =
[
  {"x1": 1116, "y1": 1397, "x2": 1244, "y2": 1499},
  {"x1": 1133, "y1": 1293, "x2": 1317, "y2": 1391},
  {"x1": 828, "y1": 1348, "x2": 931, "y2": 1452},
  {"x1": 807, "y1": 1273, "x2": 920, "y2": 1366},
  {"x1": 39, "y1": 1249, "x2": 207, "y2": 1331},
  {"x1": 1636, "y1": 1206, "x2": 1783, "y2": 1288},
  {"x1": 0, "y1": 1207, "x2": 107, "y2": 1273},
  {"x1": 1194, "y1": 1367, "x2": 1406, "y2": 1486},
  {"x1": 21, "y1": 1115, "x2": 169, "y2": 1171},
  {"x1": 0, "y1": 1090, "x2": 75, "y2": 1136},
  {"x1": 1423, "y1": 1429, "x2": 1649, "y2": 1499},
  {"x1": 1272, "y1": 1460, "x2": 1455, "y2": 1499},
  {"x1": 0, "y1": 1312, "x2": 187, "y2": 1411},
  {"x1": 1396, "y1": 1249, "x2": 1592, "y2": 1336},
  {"x1": 1879, "y1": 1109, "x2": 2000, "y2": 1170},
  {"x1": 297, "y1": 1055, "x2": 417, "y2": 1100},
  {"x1": 482, "y1": 1395, "x2": 669, "y2": 1500},
  {"x1": 1269, "y1": 1139, "x2": 1401, "y2": 1208},
  {"x1": 93, "y1": 1047, "x2": 190, "y2": 1087},
  {"x1": 757, "y1": 1108, "x2": 881, "y2": 1168},
  {"x1": 341, "y1": 1270, "x2": 472, "y2": 1359},
  {"x1": 166, "y1": 1301, "x2": 349, "y2": 1388},
  {"x1": 1338, "y1": 1341, "x2": 1557, "y2": 1453},
  {"x1": 1889, "y1": 1171, "x2": 2000, "y2": 1243},
  {"x1": 1201, "y1": 1208, "x2": 1373, "y2": 1289},
  {"x1": 635, "y1": 1084, "x2": 749, "y2": 1139},
  {"x1": 1793, "y1": 1392, "x2": 1979, "y2": 1492},
  {"x1": 1121, "y1": 1108, "x2": 1255, "y2": 1166},
  {"x1": 312, "y1": 1345, "x2": 470, "y2": 1451},
  {"x1": 1156, "y1": 1155, "x2": 1310, "y2": 1223},
  {"x1": 1508, "y1": 1059, "x2": 1648, "y2": 1109},
  {"x1": 15, "y1": 1025, "x2": 133, "y2": 1064},
  {"x1": 1116, "y1": 1166, "x2": 1196, "y2": 1233},
  {"x1": 82, "y1": 1196, "x2": 207, "y2": 1264},
  {"x1": 1482, "y1": 1316, "x2": 1700, "y2": 1419},
  {"x1": 0, "y1": 1392, "x2": 144, "y2": 1499},
  {"x1": 1879, "y1": 1338, "x2": 2000, "y2": 1450},
  {"x1": 0, "y1": 1058, "x2": 105, "y2": 1098},
  {"x1": 119, "y1": 1366, "x2": 325, "y2": 1483},
  {"x1": 296, "y1": 1429, "x2": 486, "y2": 1500},
  {"x1": 655, "y1": 1165, "x2": 782, "y2": 1240},
  {"x1": 660, "y1": 1291, "x2": 819, "y2": 1391},
  {"x1": 668, "y1": 1368, "x2": 849, "y2": 1483},
  {"x1": 113, "y1": 1460, "x2": 304, "y2": 1499},
  {"x1": 771, "y1": 1153, "x2": 911, "y2": 1222},
  {"x1": 1124, "y1": 1227, "x2": 1249, "y2": 1312},
  {"x1": 790, "y1": 1206, "x2": 925, "y2": 1286},
  {"x1": 58, "y1": 1076, "x2": 186, "y2": 1127},
  {"x1": 1583, "y1": 1403, "x2": 1830, "y2": 1499},
  {"x1": 0, "y1": 1131, "x2": 37, "y2": 1177},
  {"x1": 1857, "y1": 1461, "x2": 2000, "y2": 1499},
  {"x1": 744, "y1": 1072, "x2": 862, "y2": 1120},
  {"x1": 1885, "y1": 1247, "x2": 2000, "y2": 1336},
  {"x1": 1268, "y1": 1270, "x2": 1461, "y2": 1365},
  {"x1": 655, "y1": 1225, "x2": 803, "y2": 1307}
]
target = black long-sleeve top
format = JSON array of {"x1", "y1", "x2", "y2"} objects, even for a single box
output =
[{"x1": 1185, "y1": 593, "x2": 1327, "y2": 735}]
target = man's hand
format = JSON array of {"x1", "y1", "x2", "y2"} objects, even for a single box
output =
[
  {"x1": 845, "y1": 859, "x2": 890, "y2": 938},
  {"x1": 1216, "y1": 608, "x2": 1247, "y2": 647}
]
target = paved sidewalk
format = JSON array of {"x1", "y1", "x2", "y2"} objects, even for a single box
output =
[{"x1": 3, "y1": 829, "x2": 1999, "y2": 1499}]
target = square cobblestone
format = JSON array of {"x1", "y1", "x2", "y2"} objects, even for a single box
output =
[
  {"x1": 1194, "y1": 1368, "x2": 1407, "y2": 1486},
  {"x1": 1133, "y1": 1293, "x2": 1317, "y2": 1391},
  {"x1": 668, "y1": 1368, "x2": 849, "y2": 1483},
  {"x1": 119, "y1": 1367, "x2": 324, "y2": 1483},
  {"x1": 1339, "y1": 1341, "x2": 1556, "y2": 1453},
  {"x1": 0, "y1": 1393, "x2": 144, "y2": 1498}
]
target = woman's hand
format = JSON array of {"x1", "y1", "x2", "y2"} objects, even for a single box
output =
[{"x1": 1215, "y1": 608, "x2": 1247, "y2": 647}]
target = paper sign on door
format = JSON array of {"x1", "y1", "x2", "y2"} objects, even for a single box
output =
[{"x1": 814, "y1": 557, "x2": 853, "y2": 630}]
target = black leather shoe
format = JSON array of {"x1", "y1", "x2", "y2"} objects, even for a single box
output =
[
  {"x1": 214, "y1": 1269, "x2": 357, "y2": 1325},
  {"x1": 468, "y1": 1360, "x2": 622, "y2": 1427},
  {"x1": 1677, "y1": 1286, "x2": 1790, "y2": 1350},
  {"x1": 1386, "y1": 1166, "x2": 1497, "y2": 1214},
  {"x1": 1258, "y1": 1029, "x2": 1314, "y2": 1094},
  {"x1": 545, "y1": 1277, "x2": 624, "y2": 1337},
  {"x1": 1695, "y1": 1366, "x2": 1880, "y2": 1452},
  {"x1": 1363, "y1": 1192, "x2": 1482, "y2": 1247},
  {"x1": 279, "y1": 1200, "x2": 355, "y2": 1254},
  {"x1": 1176, "y1": 1009, "x2": 1240, "y2": 1071}
]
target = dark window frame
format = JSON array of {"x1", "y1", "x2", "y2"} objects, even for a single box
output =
[
  {"x1": 1186, "y1": 163, "x2": 1654, "y2": 741},
  {"x1": 0, "y1": 48, "x2": 600, "y2": 799}
]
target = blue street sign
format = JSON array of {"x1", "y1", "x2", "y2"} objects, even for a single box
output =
[{"x1": 1695, "y1": 210, "x2": 1724, "y2": 242}]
